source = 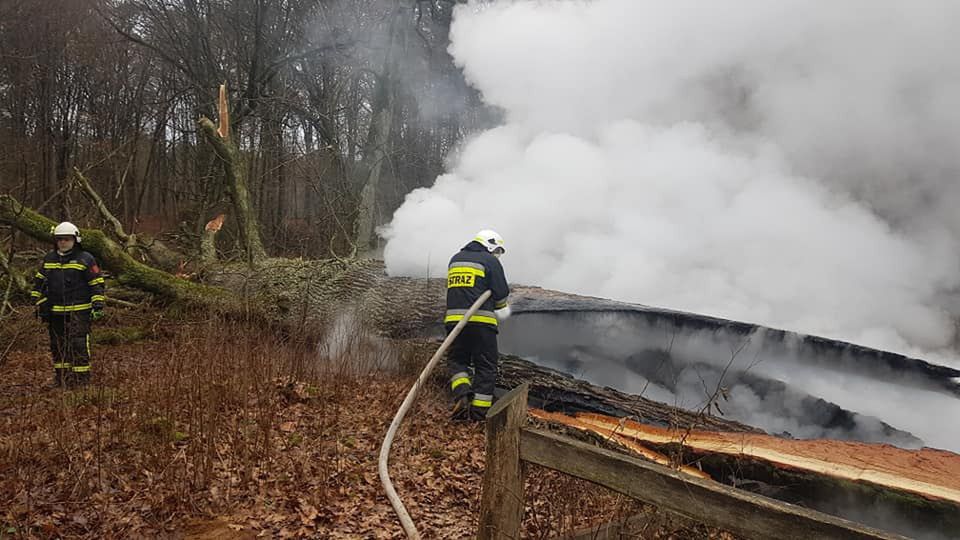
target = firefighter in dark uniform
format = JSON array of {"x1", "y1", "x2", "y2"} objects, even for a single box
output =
[
  {"x1": 31, "y1": 222, "x2": 106, "y2": 387},
  {"x1": 446, "y1": 229, "x2": 511, "y2": 421}
]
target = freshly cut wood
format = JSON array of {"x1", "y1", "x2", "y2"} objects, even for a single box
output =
[
  {"x1": 529, "y1": 408, "x2": 710, "y2": 479},
  {"x1": 217, "y1": 83, "x2": 230, "y2": 139},
  {"x1": 535, "y1": 409, "x2": 960, "y2": 505},
  {"x1": 200, "y1": 213, "x2": 225, "y2": 264}
]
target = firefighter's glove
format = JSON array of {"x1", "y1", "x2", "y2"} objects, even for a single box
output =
[
  {"x1": 495, "y1": 305, "x2": 512, "y2": 321},
  {"x1": 36, "y1": 308, "x2": 49, "y2": 324},
  {"x1": 91, "y1": 308, "x2": 105, "y2": 322}
]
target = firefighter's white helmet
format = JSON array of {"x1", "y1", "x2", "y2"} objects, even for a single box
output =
[
  {"x1": 52, "y1": 221, "x2": 81, "y2": 243},
  {"x1": 474, "y1": 229, "x2": 505, "y2": 255}
]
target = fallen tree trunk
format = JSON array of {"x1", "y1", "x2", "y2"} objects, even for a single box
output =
[
  {"x1": 5, "y1": 190, "x2": 958, "y2": 404},
  {"x1": 0, "y1": 248, "x2": 28, "y2": 293},
  {"x1": 499, "y1": 355, "x2": 759, "y2": 433},
  {"x1": 0, "y1": 194, "x2": 237, "y2": 311}
]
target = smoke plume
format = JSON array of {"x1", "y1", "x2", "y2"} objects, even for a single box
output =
[{"x1": 382, "y1": 0, "x2": 960, "y2": 363}]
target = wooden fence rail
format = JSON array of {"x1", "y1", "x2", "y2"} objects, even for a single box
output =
[{"x1": 477, "y1": 383, "x2": 907, "y2": 540}]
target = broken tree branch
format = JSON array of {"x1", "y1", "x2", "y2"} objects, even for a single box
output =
[
  {"x1": 198, "y1": 84, "x2": 267, "y2": 265},
  {"x1": 106, "y1": 297, "x2": 142, "y2": 309},
  {"x1": 217, "y1": 83, "x2": 230, "y2": 140},
  {"x1": 73, "y1": 167, "x2": 134, "y2": 248},
  {"x1": 72, "y1": 167, "x2": 183, "y2": 271}
]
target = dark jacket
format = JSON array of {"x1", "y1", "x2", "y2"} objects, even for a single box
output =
[
  {"x1": 445, "y1": 241, "x2": 509, "y2": 330},
  {"x1": 31, "y1": 247, "x2": 105, "y2": 315}
]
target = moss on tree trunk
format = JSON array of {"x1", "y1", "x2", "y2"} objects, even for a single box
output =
[{"x1": 0, "y1": 194, "x2": 237, "y2": 311}]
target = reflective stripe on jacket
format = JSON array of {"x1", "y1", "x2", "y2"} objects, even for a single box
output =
[
  {"x1": 32, "y1": 248, "x2": 105, "y2": 314},
  {"x1": 445, "y1": 241, "x2": 509, "y2": 329}
]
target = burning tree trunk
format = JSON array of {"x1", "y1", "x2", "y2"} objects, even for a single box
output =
[{"x1": 498, "y1": 356, "x2": 760, "y2": 433}]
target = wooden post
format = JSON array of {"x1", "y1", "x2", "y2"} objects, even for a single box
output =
[{"x1": 477, "y1": 383, "x2": 529, "y2": 540}]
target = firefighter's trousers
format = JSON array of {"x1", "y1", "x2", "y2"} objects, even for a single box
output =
[
  {"x1": 48, "y1": 311, "x2": 92, "y2": 385},
  {"x1": 447, "y1": 324, "x2": 499, "y2": 412}
]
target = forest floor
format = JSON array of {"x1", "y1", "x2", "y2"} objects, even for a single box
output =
[{"x1": 0, "y1": 301, "x2": 733, "y2": 539}]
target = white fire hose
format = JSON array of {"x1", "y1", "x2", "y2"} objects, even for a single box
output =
[{"x1": 378, "y1": 290, "x2": 493, "y2": 539}]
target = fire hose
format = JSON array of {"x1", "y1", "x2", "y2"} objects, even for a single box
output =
[{"x1": 378, "y1": 290, "x2": 492, "y2": 539}]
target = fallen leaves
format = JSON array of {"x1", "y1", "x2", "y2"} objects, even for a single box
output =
[
  {"x1": 0, "y1": 313, "x2": 738, "y2": 539},
  {"x1": 297, "y1": 498, "x2": 318, "y2": 525}
]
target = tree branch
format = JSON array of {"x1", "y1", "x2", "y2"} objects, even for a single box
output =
[
  {"x1": 94, "y1": 4, "x2": 195, "y2": 81},
  {"x1": 73, "y1": 167, "x2": 133, "y2": 247},
  {"x1": 198, "y1": 114, "x2": 267, "y2": 264}
]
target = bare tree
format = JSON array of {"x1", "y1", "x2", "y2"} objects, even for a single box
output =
[{"x1": 0, "y1": 0, "x2": 488, "y2": 261}]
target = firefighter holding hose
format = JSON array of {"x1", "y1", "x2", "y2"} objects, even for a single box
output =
[{"x1": 445, "y1": 229, "x2": 511, "y2": 421}]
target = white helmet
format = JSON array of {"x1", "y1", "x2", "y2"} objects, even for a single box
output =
[
  {"x1": 474, "y1": 229, "x2": 505, "y2": 254},
  {"x1": 52, "y1": 221, "x2": 81, "y2": 243}
]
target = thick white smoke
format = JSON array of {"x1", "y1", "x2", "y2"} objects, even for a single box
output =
[{"x1": 382, "y1": 0, "x2": 960, "y2": 362}]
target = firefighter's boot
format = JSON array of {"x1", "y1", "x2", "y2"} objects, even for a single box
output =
[
  {"x1": 51, "y1": 368, "x2": 68, "y2": 388},
  {"x1": 73, "y1": 370, "x2": 91, "y2": 387},
  {"x1": 451, "y1": 393, "x2": 473, "y2": 422},
  {"x1": 450, "y1": 381, "x2": 474, "y2": 422},
  {"x1": 467, "y1": 405, "x2": 488, "y2": 422}
]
